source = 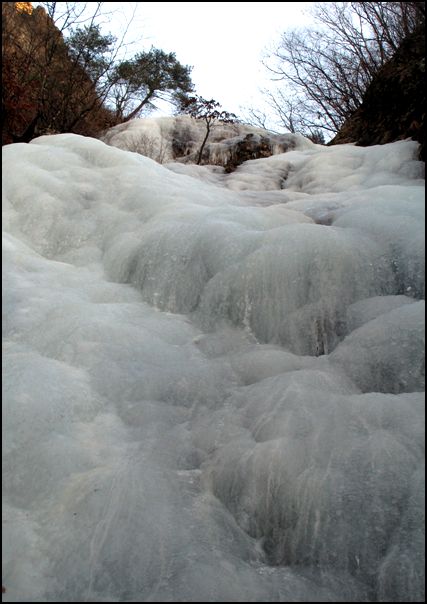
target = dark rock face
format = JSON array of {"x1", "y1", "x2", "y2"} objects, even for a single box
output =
[
  {"x1": 223, "y1": 134, "x2": 284, "y2": 172},
  {"x1": 173, "y1": 128, "x2": 299, "y2": 172},
  {"x1": 209, "y1": 133, "x2": 297, "y2": 173},
  {"x1": 2, "y1": 2, "x2": 115, "y2": 144},
  {"x1": 330, "y1": 25, "x2": 425, "y2": 161}
]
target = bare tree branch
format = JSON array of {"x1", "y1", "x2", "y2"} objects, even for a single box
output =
[{"x1": 257, "y1": 2, "x2": 425, "y2": 138}]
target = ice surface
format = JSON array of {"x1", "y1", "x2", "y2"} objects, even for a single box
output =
[
  {"x1": 2, "y1": 129, "x2": 425, "y2": 602},
  {"x1": 100, "y1": 115, "x2": 312, "y2": 167},
  {"x1": 330, "y1": 301, "x2": 425, "y2": 393}
]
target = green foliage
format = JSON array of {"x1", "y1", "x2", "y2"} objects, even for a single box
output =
[
  {"x1": 2, "y1": 2, "x2": 196, "y2": 142},
  {"x1": 67, "y1": 24, "x2": 116, "y2": 81},
  {"x1": 111, "y1": 48, "x2": 194, "y2": 121},
  {"x1": 181, "y1": 95, "x2": 237, "y2": 164},
  {"x1": 181, "y1": 96, "x2": 237, "y2": 124}
]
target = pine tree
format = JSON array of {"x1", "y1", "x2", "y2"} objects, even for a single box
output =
[{"x1": 181, "y1": 96, "x2": 237, "y2": 165}]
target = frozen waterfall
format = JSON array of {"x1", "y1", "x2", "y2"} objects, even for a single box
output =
[{"x1": 2, "y1": 131, "x2": 425, "y2": 602}]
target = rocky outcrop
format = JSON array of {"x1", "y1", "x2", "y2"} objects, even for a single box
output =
[
  {"x1": 202, "y1": 132, "x2": 300, "y2": 172},
  {"x1": 223, "y1": 133, "x2": 288, "y2": 173},
  {"x1": 2, "y1": 2, "x2": 114, "y2": 144},
  {"x1": 101, "y1": 115, "x2": 311, "y2": 170},
  {"x1": 330, "y1": 24, "x2": 425, "y2": 161}
]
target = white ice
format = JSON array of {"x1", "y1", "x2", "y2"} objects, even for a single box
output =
[
  {"x1": 101, "y1": 114, "x2": 311, "y2": 168},
  {"x1": 2, "y1": 127, "x2": 425, "y2": 602}
]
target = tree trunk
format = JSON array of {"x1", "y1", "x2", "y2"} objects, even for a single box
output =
[{"x1": 197, "y1": 122, "x2": 210, "y2": 165}]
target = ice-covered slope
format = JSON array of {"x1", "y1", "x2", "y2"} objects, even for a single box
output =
[
  {"x1": 101, "y1": 114, "x2": 308, "y2": 167},
  {"x1": 2, "y1": 132, "x2": 425, "y2": 602}
]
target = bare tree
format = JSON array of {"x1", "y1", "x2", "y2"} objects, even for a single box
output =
[
  {"x1": 240, "y1": 106, "x2": 274, "y2": 132},
  {"x1": 124, "y1": 132, "x2": 168, "y2": 163},
  {"x1": 258, "y1": 2, "x2": 425, "y2": 138},
  {"x1": 2, "y1": 2, "x2": 123, "y2": 142},
  {"x1": 242, "y1": 91, "x2": 327, "y2": 142}
]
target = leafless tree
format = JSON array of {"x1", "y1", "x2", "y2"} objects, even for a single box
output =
[
  {"x1": 256, "y1": 2, "x2": 425, "y2": 138},
  {"x1": 240, "y1": 107, "x2": 274, "y2": 132},
  {"x1": 123, "y1": 132, "x2": 168, "y2": 163},
  {"x1": 3, "y1": 2, "x2": 193, "y2": 143},
  {"x1": 2, "y1": 2, "x2": 131, "y2": 142}
]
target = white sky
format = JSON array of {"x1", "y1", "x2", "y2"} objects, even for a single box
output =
[{"x1": 98, "y1": 1, "x2": 313, "y2": 118}]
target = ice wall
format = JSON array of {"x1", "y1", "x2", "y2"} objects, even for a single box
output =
[
  {"x1": 2, "y1": 132, "x2": 425, "y2": 602},
  {"x1": 100, "y1": 115, "x2": 307, "y2": 167}
]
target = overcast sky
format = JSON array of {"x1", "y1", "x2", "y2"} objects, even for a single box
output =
[{"x1": 98, "y1": 2, "x2": 313, "y2": 119}]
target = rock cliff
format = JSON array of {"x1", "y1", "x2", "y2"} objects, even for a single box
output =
[{"x1": 330, "y1": 24, "x2": 425, "y2": 161}]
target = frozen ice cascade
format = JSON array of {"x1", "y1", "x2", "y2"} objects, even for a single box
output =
[{"x1": 2, "y1": 128, "x2": 425, "y2": 602}]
